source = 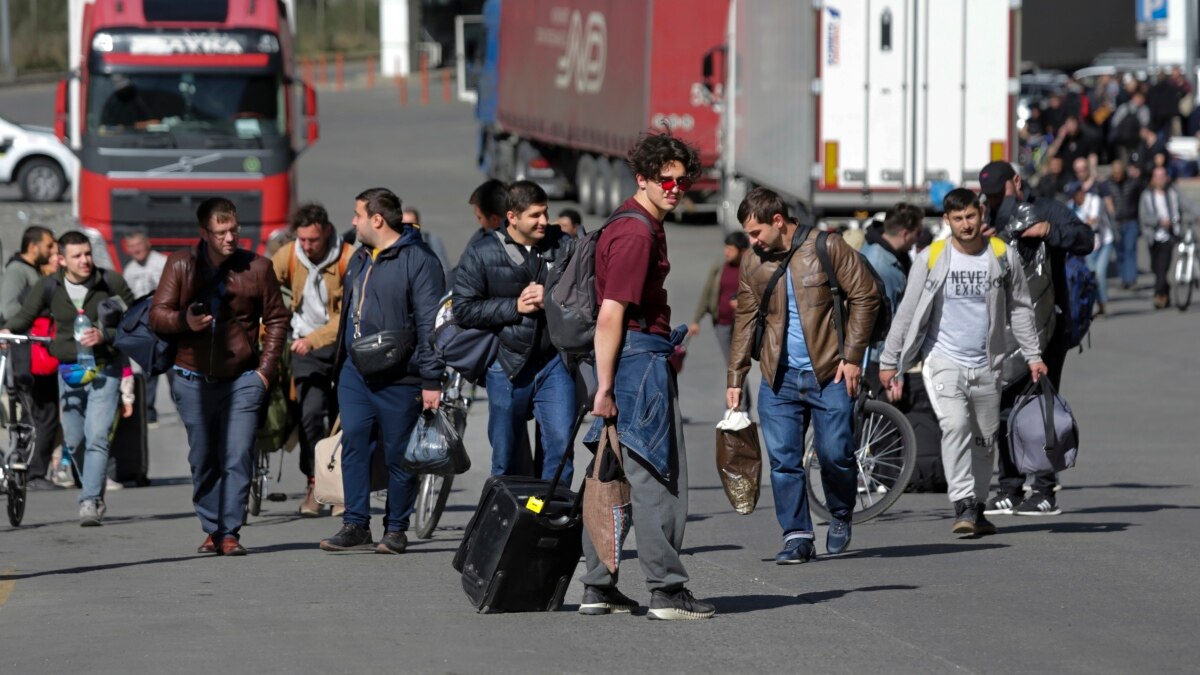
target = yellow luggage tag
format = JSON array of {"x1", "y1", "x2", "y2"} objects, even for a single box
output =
[{"x1": 525, "y1": 496, "x2": 545, "y2": 514}]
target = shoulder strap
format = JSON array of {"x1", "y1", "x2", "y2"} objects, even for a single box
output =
[
  {"x1": 756, "y1": 224, "x2": 813, "y2": 329},
  {"x1": 492, "y1": 230, "x2": 526, "y2": 267},
  {"x1": 42, "y1": 276, "x2": 59, "y2": 310},
  {"x1": 927, "y1": 239, "x2": 948, "y2": 270},
  {"x1": 288, "y1": 244, "x2": 297, "y2": 282},
  {"x1": 602, "y1": 209, "x2": 656, "y2": 237},
  {"x1": 814, "y1": 231, "x2": 847, "y2": 361},
  {"x1": 337, "y1": 243, "x2": 352, "y2": 278}
]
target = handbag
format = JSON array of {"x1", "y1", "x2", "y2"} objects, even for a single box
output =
[
  {"x1": 715, "y1": 409, "x2": 762, "y2": 515},
  {"x1": 347, "y1": 260, "x2": 415, "y2": 378},
  {"x1": 750, "y1": 225, "x2": 811, "y2": 360},
  {"x1": 313, "y1": 416, "x2": 344, "y2": 505},
  {"x1": 1009, "y1": 378, "x2": 1080, "y2": 475},
  {"x1": 29, "y1": 316, "x2": 59, "y2": 376},
  {"x1": 582, "y1": 423, "x2": 631, "y2": 575}
]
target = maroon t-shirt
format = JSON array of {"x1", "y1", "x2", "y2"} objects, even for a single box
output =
[
  {"x1": 594, "y1": 197, "x2": 672, "y2": 336},
  {"x1": 716, "y1": 261, "x2": 740, "y2": 326}
]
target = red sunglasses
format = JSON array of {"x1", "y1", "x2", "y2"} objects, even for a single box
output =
[{"x1": 653, "y1": 175, "x2": 694, "y2": 193}]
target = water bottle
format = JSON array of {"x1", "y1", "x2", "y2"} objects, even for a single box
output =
[{"x1": 74, "y1": 310, "x2": 96, "y2": 369}]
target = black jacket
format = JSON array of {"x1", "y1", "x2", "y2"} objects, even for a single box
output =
[
  {"x1": 333, "y1": 227, "x2": 445, "y2": 389},
  {"x1": 5, "y1": 268, "x2": 134, "y2": 365},
  {"x1": 453, "y1": 226, "x2": 573, "y2": 378}
]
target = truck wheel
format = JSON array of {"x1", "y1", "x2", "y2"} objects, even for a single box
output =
[
  {"x1": 18, "y1": 158, "x2": 66, "y2": 203},
  {"x1": 593, "y1": 157, "x2": 614, "y2": 216},
  {"x1": 514, "y1": 141, "x2": 535, "y2": 182},
  {"x1": 576, "y1": 155, "x2": 597, "y2": 214}
]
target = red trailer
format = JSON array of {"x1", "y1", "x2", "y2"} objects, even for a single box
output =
[{"x1": 476, "y1": 0, "x2": 726, "y2": 216}]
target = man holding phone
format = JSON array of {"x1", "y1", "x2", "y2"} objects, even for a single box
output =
[{"x1": 150, "y1": 198, "x2": 290, "y2": 556}]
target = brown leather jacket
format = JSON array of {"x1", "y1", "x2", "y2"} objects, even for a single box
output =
[
  {"x1": 271, "y1": 240, "x2": 353, "y2": 351},
  {"x1": 728, "y1": 230, "x2": 880, "y2": 388},
  {"x1": 150, "y1": 244, "x2": 290, "y2": 381}
]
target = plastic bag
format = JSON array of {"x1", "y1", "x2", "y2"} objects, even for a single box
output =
[
  {"x1": 401, "y1": 408, "x2": 471, "y2": 475},
  {"x1": 715, "y1": 410, "x2": 762, "y2": 515}
]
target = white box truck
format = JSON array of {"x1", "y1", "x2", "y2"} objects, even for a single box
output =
[{"x1": 718, "y1": 0, "x2": 1020, "y2": 223}]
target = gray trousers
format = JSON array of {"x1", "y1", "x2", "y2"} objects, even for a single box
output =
[
  {"x1": 922, "y1": 353, "x2": 1000, "y2": 504},
  {"x1": 580, "y1": 376, "x2": 690, "y2": 594}
]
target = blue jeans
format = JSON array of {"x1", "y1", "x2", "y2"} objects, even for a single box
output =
[
  {"x1": 1086, "y1": 240, "x2": 1114, "y2": 305},
  {"x1": 337, "y1": 364, "x2": 421, "y2": 532},
  {"x1": 59, "y1": 365, "x2": 122, "y2": 504},
  {"x1": 172, "y1": 369, "x2": 267, "y2": 538},
  {"x1": 758, "y1": 367, "x2": 856, "y2": 537},
  {"x1": 485, "y1": 354, "x2": 576, "y2": 483},
  {"x1": 1117, "y1": 220, "x2": 1140, "y2": 286}
]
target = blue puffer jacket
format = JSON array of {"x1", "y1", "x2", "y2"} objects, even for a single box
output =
[{"x1": 334, "y1": 227, "x2": 446, "y2": 388}]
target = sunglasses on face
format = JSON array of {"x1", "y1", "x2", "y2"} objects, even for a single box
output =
[{"x1": 652, "y1": 175, "x2": 694, "y2": 193}]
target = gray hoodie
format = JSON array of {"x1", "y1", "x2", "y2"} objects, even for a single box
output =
[
  {"x1": 879, "y1": 237, "x2": 1042, "y2": 374},
  {"x1": 0, "y1": 256, "x2": 43, "y2": 324}
]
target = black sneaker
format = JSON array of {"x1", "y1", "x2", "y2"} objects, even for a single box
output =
[
  {"x1": 952, "y1": 497, "x2": 977, "y2": 535},
  {"x1": 974, "y1": 504, "x2": 997, "y2": 535},
  {"x1": 319, "y1": 524, "x2": 373, "y2": 551},
  {"x1": 1014, "y1": 492, "x2": 1061, "y2": 516},
  {"x1": 578, "y1": 586, "x2": 638, "y2": 615},
  {"x1": 983, "y1": 491, "x2": 1020, "y2": 515},
  {"x1": 375, "y1": 531, "x2": 407, "y2": 555},
  {"x1": 26, "y1": 477, "x2": 64, "y2": 492},
  {"x1": 647, "y1": 588, "x2": 715, "y2": 621}
]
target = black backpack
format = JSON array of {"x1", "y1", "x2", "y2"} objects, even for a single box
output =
[
  {"x1": 814, "y1": 231, "x2": 893, "y2": 358},
  {"x1": 114, "y1": 293, "x2": 176, "y2": 376},
  {"x1": 545, "y1": 209, "x2": 655, "y2": 355}
]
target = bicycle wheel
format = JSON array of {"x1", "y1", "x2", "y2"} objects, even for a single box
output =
[
  {"x1": 248, "y1": 450, "x2": 264, "y2": 517},
  {"x1": 413, "y1": 473, "x2": 454, "y2": 539},
  {"x1": 7, "y1": 470, "x2": 26, "y2": 526},
  {"x1": 1173, "y1": 255, "x2": 1194, "y2": 311},
  {"x1": 806, "y1": 399, "x2": 918, "y2": 524}
]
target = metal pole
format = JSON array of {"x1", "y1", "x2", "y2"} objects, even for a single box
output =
[
  {"x1": 1186, "y1": 0, "x2": 1198, "y2": 90},
  {"x1": 0, "y1": 0, "x2": 12, "y2": 78}
]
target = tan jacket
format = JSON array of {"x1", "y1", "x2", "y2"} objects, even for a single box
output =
[
  {"x1": 271, "y1": 242, "x2": 354, "y2": 351},
  {"x1": 728, "y1": 230, "x2": 880, "y2": 388}
]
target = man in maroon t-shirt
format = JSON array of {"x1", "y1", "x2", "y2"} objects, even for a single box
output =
[
  {"x1": 689, "y1": 231, "x2": 752, "y2": 409},
  {"x1": 579, "y1": 133, "x2": 715, "y2": 621}
]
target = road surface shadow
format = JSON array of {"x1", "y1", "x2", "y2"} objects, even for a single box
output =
[
  {"x1": 1061, "y1": 483, "x2": 1190, "y2": 491},
  {"x1": 848, "y1": 542, "x2": 1008, "y2": 559},
  {"x1": 1070, "y1": 504, "x2": 1200, "y2": 514},
  {"x1": 999, "y1": 521, "x2": 1132, "y2": 534},
  {"x1": 710, "y1": 584, "x2": 920, "y2": 614},
  {"x1": 4, "y1": 510, "x2": 195, "y2": 532},
  {"x1": 684, "y1": 544, "x2": 743, "y2": 555}
]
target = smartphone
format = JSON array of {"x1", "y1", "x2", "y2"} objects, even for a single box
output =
[{"x1": 188, "y1": 301, "x2": 208, "y2": 316}]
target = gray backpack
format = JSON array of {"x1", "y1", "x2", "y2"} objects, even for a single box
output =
[
  {"x1": 545, "y1": 209, "x2": 654, "y2": 355},
  {"x1": 1009, "y1": 378, "x2": 1079, "y2": 475}
]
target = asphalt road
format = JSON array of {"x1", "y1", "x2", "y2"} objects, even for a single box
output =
[{"x1": 0, "y1": 83, "x2": 1198, "y2": 675}]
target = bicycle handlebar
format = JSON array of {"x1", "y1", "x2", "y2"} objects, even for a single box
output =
[{"x1": 0, "y1": 334, "x2": 51, "y2": 344}]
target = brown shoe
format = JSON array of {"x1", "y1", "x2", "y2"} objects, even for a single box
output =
[
  {"x1": 197, "y1": 535, "x2": 218, "y2": 554},
  {"x1": 331, "y1": 504, "x2": 345, "y2": 518},
  {"x1": 299, "y1": 478, "x2": 322, "y2": 517},
  {"x1": 220, "y1": 536, "x2": 247, "y2": 556},
  {"x1": 1155, "y1": 294, "x2": 1170, "y2": 309}
]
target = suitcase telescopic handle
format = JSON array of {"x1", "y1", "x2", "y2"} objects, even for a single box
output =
[{"x1": 534, "y1": 403, "x2": 592, "y2": 513}]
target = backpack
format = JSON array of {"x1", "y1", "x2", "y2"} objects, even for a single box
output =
[
  {"x1": 545, "y1": 209, "x2": 655, "y2": 355},
  {"x1": 1062, "y1": 254, "x2": 1098, "y2": 351},
  {"x1": 114, "y1": 293, "x2": 177, "y2": 376},
  {"x1": 1009, "y1": 378, "x2": 1080, "y2": 475},
  {"x1": 814, "y1": 231, "x2": 894, "y2": 357}
]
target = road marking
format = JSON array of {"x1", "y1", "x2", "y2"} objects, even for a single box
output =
[{"x1": 0, "y1": 568, "x2": 14, "y2": 607}]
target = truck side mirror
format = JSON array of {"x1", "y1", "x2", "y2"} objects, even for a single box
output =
[
  {"x1": 701, "y1": 46, "x2": 726, "y2": 95},
  {"x1": 303, "y1": 82, "x2": 319, "y2": 146},
  {"x1": 55, "y1": 79, "x2": 69, "y2": 143}
]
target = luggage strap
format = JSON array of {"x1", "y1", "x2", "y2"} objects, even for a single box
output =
[
  {"x1": 1018, "y1": 377, "x2": 1059, "y2": 452},
  {"x1": 526, "y1": 404, "x2": 592, "y2": 516}
]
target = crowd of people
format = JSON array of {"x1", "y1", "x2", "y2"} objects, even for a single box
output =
[
  {"x1": 0, "y1": 128, "x2": 1108, "y2": 621},
  {"x1": 1020, "y1": 67, "x2": 1198, "y2": 309}
]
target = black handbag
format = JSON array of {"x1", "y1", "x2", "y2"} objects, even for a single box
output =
[{"x1": 347, "y1": 260, "x2": 416, "y2": 378}]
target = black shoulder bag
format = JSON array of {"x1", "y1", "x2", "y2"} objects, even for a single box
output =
[{"x1": 751, "y1": 224, "x2": 812, "y2": 360}]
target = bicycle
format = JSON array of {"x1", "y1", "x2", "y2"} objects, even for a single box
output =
[
  {"x1": 411, "y1": 369, "x2": 471, "y2": 539},
  {"x1": 803, "y1": 390, "x2": 917, "y2": 524},
  {"x1": 0, "y1": 333, "x2": 51, "y2": 527},
  {"x1": 248, "y1": 441, "x2": 273, "y2": 518},
  {"x1": 1173, "y1": 225, "x2": 1197, "y2": 311}
]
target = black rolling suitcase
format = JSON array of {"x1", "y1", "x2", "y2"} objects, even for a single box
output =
[
  {"x1": 111, "y1": 375, "x2": 150, "y2": 486},
  {"x1": 452, "y1": 406, "x2": 590, "y2": 613}
]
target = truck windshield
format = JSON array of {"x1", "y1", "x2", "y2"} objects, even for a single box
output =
[{"x1": 86, "y1": 72, "x2": 284, "y2": 141}]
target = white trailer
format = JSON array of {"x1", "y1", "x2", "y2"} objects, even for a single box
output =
[{"x1": 720, "y1": 0, "x2": 1019, "y2": 222}]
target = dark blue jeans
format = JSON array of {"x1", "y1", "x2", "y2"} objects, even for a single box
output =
[
  {"x1": 758, "y1": 367, "x2": 856, "y2": 537},
  {"x1": 172, "y1": 369, "x2": 267, "y2": 539},
  {"x1": 485, "y1": 354, "x2": 575, "y2": 483},
  {"x1": 1117, "y1": 219, "x2": 1140, "y2": 286},
  {"x1": 337, "y1": 364, "x2": 421, "y2": 532}
]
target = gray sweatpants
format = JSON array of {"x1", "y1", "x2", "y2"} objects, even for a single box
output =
[
  {"x1": 580, "y1": 377, "x2": 689, "y2": 594},
  {"x1": 922, "y1": 353, "x2": 1001, "y2": 503}
]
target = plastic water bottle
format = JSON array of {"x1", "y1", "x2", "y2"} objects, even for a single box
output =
[{"x1": 74, "y1": 310, "x2": 96, "y2": 369}]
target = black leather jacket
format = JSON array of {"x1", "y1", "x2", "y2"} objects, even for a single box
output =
[{"x1": 453, "y1": 226, "x2": 573, "y2": 378}]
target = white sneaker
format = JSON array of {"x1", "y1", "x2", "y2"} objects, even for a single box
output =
[
  {"x1": 106, "y1": 478, "x2": 124, "y2": 491},
  {"x1": 52, "y1": 467, "x2": 75, "y2": 488},
  {"x1": 79, "y1": 500, "x2": 103, "y2": 527}
]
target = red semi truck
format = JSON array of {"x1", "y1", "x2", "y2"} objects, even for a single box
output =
[
  {"x1": 55, "y1": 0, "x2": 319, "y2": 268},
  {"x1": 475, "y1": 0, "x2": 726, "y2": 217}
]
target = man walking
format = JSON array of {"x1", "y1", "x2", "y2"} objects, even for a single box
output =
[
  {"x1": 0, "y1": 226, "x2": 63, "y2": 490},
  {"x1": 1108, "y1": 159, "x2": 1145, "y2": 290},
  {"x1": 879, "y1": 188, "x2": 1046, "y2": 535},
  {"x1": 3, "y1": 231, "x2": 134, "y2": 525},
  {"x1": 150, "y1": 198, "x2": 289, "y2": 555},
  {"x1": 454, "y1": 180, "x2": 576, "y2": 482},
  {"x1": 1139, "y1": 166, "x2": 1193, "y2": 310},
  {"x1": 689, "y1": 232, "x2": 751, "y2": 410},
  {"x1": 121, "y1": 230, "x2": 170, "y2": 423},
  {"x1": 318, "y1": 188, "x2": 444, "y2": 555},
  {"x1": 727, "y1": 188, "x2": 879, "y2": 563},
  {"x1": 272, "y1": 203, "x2": 354, "y2": 517},
  {"x1": 861, "y1": 202, "x2": 923, "y2": 388},
  {"x1": 579, "y1": 132, "x2": 713, "y2": 621}
]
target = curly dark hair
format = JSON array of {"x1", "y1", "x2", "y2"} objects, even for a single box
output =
[{"x1": 626, "y1": 132, "x2": 702, "y2": 181}]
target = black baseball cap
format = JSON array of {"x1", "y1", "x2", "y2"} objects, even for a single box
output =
[{"x1": 978, "y1": 161, "x2": 1016, "y2": 196}]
